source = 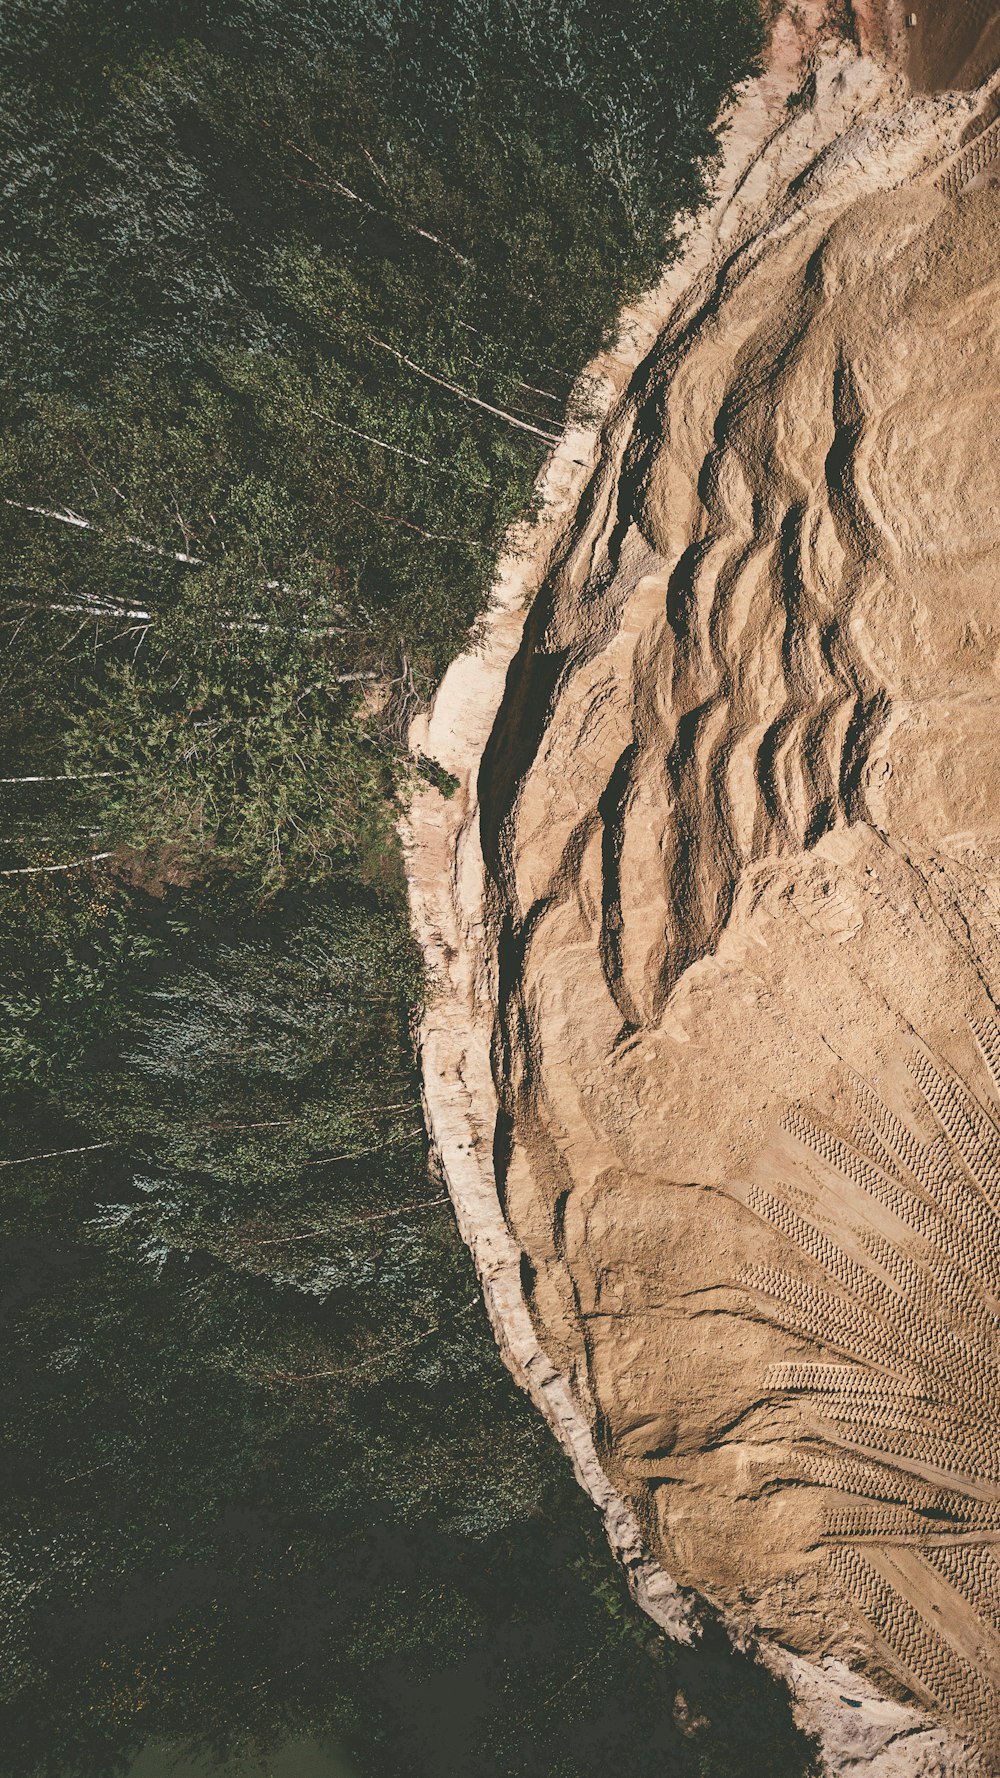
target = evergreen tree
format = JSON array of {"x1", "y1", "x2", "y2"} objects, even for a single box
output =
[{"x1": 0, "y1": 6, "x2": 825, "y2": 1778}]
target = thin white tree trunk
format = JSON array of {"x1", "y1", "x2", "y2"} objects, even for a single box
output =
[
  {"x1": 263, "y1": 122, "x2": 469, "y2": 262},
  {"x1": 517, "y1": 378, "x2": 561, "y2": 403},
  {"x1": 0, "y1": 772, "x2": 121, "y2": 783},
  {"x1": 0, "y1": 851, "x2": 114, "y2": 876},
  {"x1": 0, "y1": 1141, "x2": 114, "y2": 1167},
  {"x1": 329, "y1": 175, "x2": 468, "y2": 261},
  {"x1": 4, "y1": 500, "x2": 321, "y2": 602},
  {"x1": 310, "y1": 410, "x2": 491, "y2": 487},
  {"x1": 4, "y1": 498, "x2": 204, "y2": 564},
  {"x1": 367, "y1": 339, "x2": 561, "y2": 443},
  {"x1": 5, "y1": 594, "x2": 155, "y2": 621},
  {"x1": 3, "y1": 595, "x2": 351, "y2": 639},
  {"x1": 348, "y1": 494, "x2": 483, "y2": 546},
  {"x1": 254, "y1": 1195, "x2": 448, "y2": 1246}
]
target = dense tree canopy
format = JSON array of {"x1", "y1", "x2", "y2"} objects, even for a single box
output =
[
  {"x1": 0, "y1": 3, "x2": 823, "y2": 1776},
  {"x1": 1, "y1": 0, "x2": 766, "y2": 883}
]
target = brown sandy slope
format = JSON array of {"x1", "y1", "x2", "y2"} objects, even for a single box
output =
[
  {"x1": 407, "y1": 33, "x2": 1000, "y2": 1778},
  {"x1": 489, "y1": 170, "x2": 1000, "y2": 1759},
  {"x1": 854, "y1": 1, "x2": 1000, "y2": 94},
  {"x1": 909, "y1": 1, "x2": 1000, "y2": 94}
]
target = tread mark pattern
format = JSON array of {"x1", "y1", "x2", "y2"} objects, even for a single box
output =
[{"x1": 739, "y1": 1026, "x2": 1000, "y2": 1763}]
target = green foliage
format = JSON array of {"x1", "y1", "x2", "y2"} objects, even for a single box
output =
[
  {"x1": 417, "y1": 756, "x2": 460, "y2": 798},
  {"x1": 0, "y1": 5, "x2": 824, "y2": 1778},
  {"x1": 0, "y1": 884, "x2": 159, "y2": 1089},
  {"x1": 68, "y1": 645, "x2": 396, "y2": 887},
  {"x1": 0, "y1": 868, "x2": 819, "y2": 1778},
  {"x1": 87, "y1": 898, "x2": 428, "y2": 1277},
  {"x1": 0, "y1": 0, "x2": 764, "y2": 889}
]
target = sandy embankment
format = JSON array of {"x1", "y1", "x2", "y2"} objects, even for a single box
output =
[{"x1": 405, "y1": 14, "x2": 1000, "y2": 1776}]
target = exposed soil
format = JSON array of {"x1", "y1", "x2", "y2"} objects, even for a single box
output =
[
  {"x1": 907, "y1": 1, "x2": 1000, "y2": 93},
  {"x1": 407, "y1": 19, "x2": 1000, "y2": 1778},
  {"x1": 488, "y1": 166, "x2": 1000, "y2": 1765}
]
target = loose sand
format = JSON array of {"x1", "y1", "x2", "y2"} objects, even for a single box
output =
[
  {"x1": 857, "y1": 1, "x2": 1000, "y2": 95},
  {"x1": 908, "y1": 2, "x2": 1000, "y2": 94},
  {"x1": 407, "y1": 18, "x2": 1000, "y2": 1778},
  {"x1": 490, "y1": 171, "x2": 1000, "y2": 1764}
]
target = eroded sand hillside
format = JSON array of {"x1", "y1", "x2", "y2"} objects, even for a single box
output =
[
  {"x1": 489, "y1": 172, "x2": 1000, "y2": 1757},
  {"x1": 408, "y1": 24, "x2": 1000, "y2": 1778}
]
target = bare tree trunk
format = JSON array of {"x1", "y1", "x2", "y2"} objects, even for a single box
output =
[
  {"x1": 4, "y1": 500, "x2": 327, "y2": 603},
  {"x1": 257, "y1": 120, "x2": 470, "y2": 262},
  {"x1": 0, "y1": 851, "x2": 114, "y2": 876},
  {"x1": 1, "y1": 594, "x2": 350, "y2": 639},
  {"x1": 310, "y1": 410, "x2": 491, "y2": 488},
  {"x1": 5, "y1": 498, "x2": 204, "y2": 565},
  {"x1": 347, "y1": 494, "x2": 483, "y2": 546},
  {"x1": 0, "y1": 1141, "x2": 114, "y2": 1168},
  {"x1": 367, "y1": 339, "x2": 561, "y2": 443}
]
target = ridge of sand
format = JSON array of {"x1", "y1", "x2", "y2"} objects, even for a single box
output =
[{"x1": 405, "y1": 25, "x2": 1000, "y2": 1778}]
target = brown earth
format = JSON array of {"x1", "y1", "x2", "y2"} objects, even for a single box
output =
[
  {"x1": 486, "y1": 157, "x2": 1000, "y2": 1767},
  {"x1": 852, "y1": 0, "x2": 1000, "y2": 93},
  {"x1": 408, "y1": 19, "x2": 1000, "y2": 1777},
  {"x1": 907, "y1": 1, "x2": 1000, "y2": 93}
]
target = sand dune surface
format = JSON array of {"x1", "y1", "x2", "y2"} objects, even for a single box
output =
[{"x1": 408, "y1": 32, "x2": 1000, "y2": 1777}]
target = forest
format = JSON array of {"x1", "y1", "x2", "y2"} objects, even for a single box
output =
[{"x1": 0, "y1": 3, "x2": 821, "y2": 1774}]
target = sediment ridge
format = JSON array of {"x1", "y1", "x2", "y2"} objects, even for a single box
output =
[{"x1": 405, "y1": 20, "x2": 1000, "y2": 1775}]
